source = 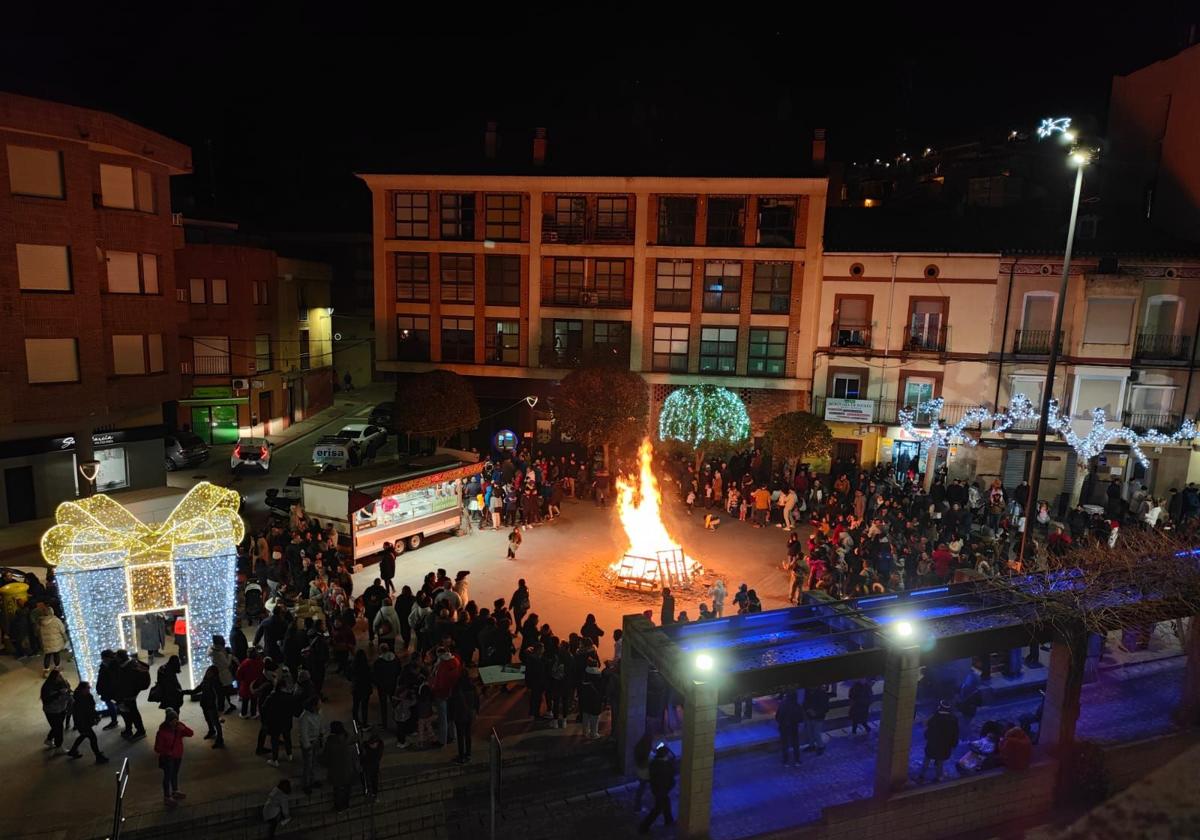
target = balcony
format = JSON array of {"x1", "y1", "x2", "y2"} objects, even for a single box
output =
[
  {"x1": 1123, "y1": 411, "x2": 1184, "y2": 435},
  {"x1": 542, "y1": 286, "x2": 633, "y2": 309},
  {"x1": 1013, "y1": 329, "x2": 1063, "y2": 355},
  {"x1": 1134, "y1": 332, "x2": 1191, "y2": 362},
  {"x1": 542, "y1": 218, "x2": 634, "y2": 245},
  {"x1": 538, "y1": 342, "x2": 630, "y2": 370},
  {"x1": 830, "y1": 323, "x2": 871, "y2": 350},
  {"x1": 193, "y1": 355, "x2": 230, "y2": 375},
  {"x1": 812, "y1": 396, "x2": 986, "y2": 428},
  {"x1": 904, "y1": 326, "x2": 948, "y2": 353}
]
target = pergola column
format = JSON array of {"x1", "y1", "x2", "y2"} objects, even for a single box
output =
[
  {"x1": 618, "y1": 644, "x2": 649, "y2": 775},
  {"x1": 873, "y1": 645, "x2": 921, "y2": 798},
  {"x1": 1040, "y1": 630, "x2": 1086, "y2": 754},
  {"x1": 678, "y1": 679, "x2": 719, "y2": 839}
]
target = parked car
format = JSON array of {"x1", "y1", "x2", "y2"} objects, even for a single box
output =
[
  {"x1": 337, "y1": 423, "x2": 388, "y2": 457},
  {"x1": 165, "y1": 432, "x2": 210, "y2": 471},
  {"x1": 265, "y1": 464, "x2": 327, "y2": 513},
  {"x1": 231, "y1": 437, "x2": 272, "y2": 472},
  {"x1": 368, "y1": 402, "x2": 394, "y2": 431}
]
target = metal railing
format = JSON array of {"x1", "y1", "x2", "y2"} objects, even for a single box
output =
[
  {"x1": 1013, "y1": 329, "x2": 1063, "y2": 355},
  {"x1": 107, "y1": 757, "x2": 130, "y2": 840},
  {"x1": 1134, "y1": 332, "x2": 1191, "y2": 361},
  {"x1": 538, "y1": 342, "x2": 630, "y2": 369},
  {"x1": 830, "y1": 323, "x2": 871, "y2": 349},
  {"x1": 811, "y1": 396, "x2": 986, "y2": 427},
  {"x1": 542, "y1": 286, "x2": 633, "y2": 308},
  {"x1": 1122, "y1": 411, "x2": 1184, "y2": 434},
  {"x1": 904, "y1": 326, "x2": 948, "y2": 352},
  {"x1": 541, "y1": 219, "x2": 634, "y2": 244}
]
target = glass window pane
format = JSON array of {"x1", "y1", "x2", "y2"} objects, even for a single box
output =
[
  {"x1": 7, "y1": 145, "x2": 64, "y2": 197},
  {"x1": 16, "y1": 243, "x2": 71, "y2": 291},
  {"x1": 107, "y1": 251, "x2": 141, "y2": 293},
  {"x1": 99, "y1": 164, "x2": 135, "y2": 209}
]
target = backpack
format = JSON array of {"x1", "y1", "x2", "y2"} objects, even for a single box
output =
[{"x1": 133, "y1": 662, "x2": 152, "y2": 692}]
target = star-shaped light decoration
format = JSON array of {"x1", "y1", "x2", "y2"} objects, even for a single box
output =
[{"x1": 1036, "y1": 116, "x2": 1072, "y2": 139}]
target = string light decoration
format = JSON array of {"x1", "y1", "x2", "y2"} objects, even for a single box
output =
[
  {"x1": 899, "y1": 394, "x2": 1198, "y2": 470},
  {"x1": 42, "y1": 482, "x2": 244, "y2": 687},
  {"x1": 658, "y1": 384, "x2": 751, "y2": 450}
]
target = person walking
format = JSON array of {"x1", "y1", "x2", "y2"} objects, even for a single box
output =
[
  {"x1": 848, "y1": 678, "x2": 873, "y2": 734},
  {"x1": 262, "y1": 779, "x2": 292, "y2": 837},
  {"x1": 449, "y1": 671, "x2": 479, "y2": 764},
  {"x1": 802, "y1": 685, "x2": 830, "y2": 754},
  {"x1": 152, "y1": 655, "x2": 185, "y2": 713},
  {"x1": 775, "y1": 690, "x2": 802, "y2": 765},
  {"x1": 35, "y1": 605, "x2": 68, "y2": 677},
  {"x1": 197, "y1": 665, "x2": 226, "y2": 748},
  {"x1": 510, "y1": 579, "x2": 531, "y2": 628},
  {"x1": 379, "y1": 543, "x2": 396, "y2": 596},
  {"x1": 638, "y1": 744, "x2": 677, "y2": 833},
  {"x1": 262, "y1": 681, "x2": 296, "y2": 767},
  {"x1": 153, "y1": 709, "x2": 193, "y2": 808},
  {"x1": 297, "y1": 697, "x2": 324, "y2": 795},
  {"x1": 116, "y1": 650, "x2": 150, "y2": 740},
  {"x1": 917, "y1": 700, "x2": 961, "y2": 783},
  {"x1": 632, "y1": 732, "x2": 653, "y2": 811},
  {"x1": 96, "y1": 650, "x2": 121, "y2": 730},
  {"x1": 506, "y1": 527, "x2": 523, "y2": 560},
  {"x1": 237, "y1": 649, "x2": 265, "y2": 718},
  {"x1": 66, "y1": 681, "x2": 109, "y2": 764},
  {"x1": 321, "y1": 721, "x2": 358, "y2": 812},
  {"x1": 40, "y1": 669, "x2": 72, "y2": 754}
]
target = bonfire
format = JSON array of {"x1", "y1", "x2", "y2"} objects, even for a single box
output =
[{"x1": 610, "y1": 439, "x2": 703, "y2": 590}]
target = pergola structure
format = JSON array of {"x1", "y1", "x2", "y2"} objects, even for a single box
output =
[{"x1": 617, "y1": 576, "x2": 1196, "y2": 839}]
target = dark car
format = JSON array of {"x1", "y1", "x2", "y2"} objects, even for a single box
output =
[
  {"x1": 165, "y1": 432, "x2": 210, "y2": 471},
  {"x1": 368, "y1": 401, "x2": 394, "y2": 432}
]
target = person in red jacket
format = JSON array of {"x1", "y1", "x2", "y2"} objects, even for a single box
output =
[
  {"x1": 999, "y1": 725, "x2": 1032, "y2": 771},
  {"x1": 153, "y1": 708, "x2": 194, "y2": 807},
  {"x1": 430, "y1": 647, "x2": 464, "y2": 747},
  {"x1": 931, "y1": 543, "x2": 955, "y2": 580},
  {"x1": 236, "y1": 649, "x2": 266, "y2": 719}
]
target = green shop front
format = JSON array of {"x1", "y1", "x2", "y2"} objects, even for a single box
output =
[{"x1": 180, "y1": 386, "x2": 247, "y2": 445}]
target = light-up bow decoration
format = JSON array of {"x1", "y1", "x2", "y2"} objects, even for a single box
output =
[{"x1": 42, "y1": 482, "x2": 244, "y2": 687}]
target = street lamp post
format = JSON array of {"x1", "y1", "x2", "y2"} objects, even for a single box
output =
[{"x1": 1017, "y1": 135, "x2": 1090, "y2": 567}]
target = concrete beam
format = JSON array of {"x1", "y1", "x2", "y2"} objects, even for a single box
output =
[
  {"x1": 873, "y1": 645, "x2": 921, "y2": 798},
  {"x1": 618, "y1": 646, "x2": 649, "y2": 776},
  {"x1": 678, "y1": 679, "x2": 719, "y2": 839},
  {"x1": 1040, "y1": 630, "x2": 1087, "y2": 755}
]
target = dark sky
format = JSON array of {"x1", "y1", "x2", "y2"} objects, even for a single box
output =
[{"x1": 2, "y1": 4, "x2": 1195, "y2": 231}]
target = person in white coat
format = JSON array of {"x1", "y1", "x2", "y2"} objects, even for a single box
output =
[
  {"x1": 708, "y1": 580, "x2": 728, "y2": 619},
  {"x1": 296, "y1": 698, "x2": 324, "y2": 794},
  {"x1": 372, "y1": 600, "x2": 403, "y2": 648},
  {"x1": 209, "y1": 635, "x2": 238, "y2": 714},
  {"x1": 36, "y1": 605, "x2": 68, "y2": 676}
]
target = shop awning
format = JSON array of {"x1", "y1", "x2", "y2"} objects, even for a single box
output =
[{"x1": 177, "y1": 397, "x2": 249, "y2": 406}]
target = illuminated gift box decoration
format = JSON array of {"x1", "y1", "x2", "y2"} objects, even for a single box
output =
[{"x1": 41, "y1": 482, "x2": 244, "y2": 687}]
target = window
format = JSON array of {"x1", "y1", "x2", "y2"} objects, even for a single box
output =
[
  {"x1": 552, "y1": 258, "x2": 585, "y2": 305},
  {"x1": 595, "y1": 196, "x2": 629, "y2": 237},
  {"x1": 439, "y1": 193, "x2": 475, "y2": 240},
  {"x1": 7, "y1": 145, "x2": 64, "y2": 198},
  {"x1": 396, "y1": 316, "x2": 431, "y2": 361},
  {"x1": 1074, "y1": 378, "x2": 1122, "y2": 419},
  {"x1": 107, "y1": 251, "x2": 159, "y2": 294},
  {"x1": 834, "y1": 296, "x2": 870, "y2": 346},
  {"x1": 485, "y1": 193, "x2": 522, "y2": 240},
  {"x1": 1143, "y1": 295, "x2": 1182, "y2": 335},
  {"x1": 652, "y1": 325, "x2": 689, "y2": 372},
  {"x1": 700, "y1": 327, "x2": 738, "y2": 373},
  {"x1": 657, "y1": 196, "x2": 696, "y2": 245},
  {"x1": 702, "y1": 262, "x2": 741, "y2": 312},
  {"x1": 485, "y1": 319, "x2": 520, "y2": 365},
  {"x1": 554, "y1": 196, "x2": 586, "y2": 231},
  {"x1": 87, "y1": 447, "x2": 128, "y2": 493},
  {"x1": 25, "y1": 338, "x2": 79, "y2": 383},
  {"x1": 255, "y1": 334, "x2": 272, "y2": 372},
  {"x1": 99, "y1": 164, "x2": 154, "y2": 211},
  {"x1": 252, "y1": 280, "x2": 269, "y2": 305},
  {"x1": 832, "y1": 373, "x2": 862, "y2": 398},
  {"x1": 550, "y1": 320, "x2": 584, "y2": 364},
  {"x1": 440, "y1": 254, "x2": 475, "y2": 303},
  {"x1": 593, "y1": 321, "x2": 629, "y2": 362},
  {"x1": 211, "y1": 278, "x2": 227, "y2": 305},
  {"x1": 1010, "y1": 377, "x2": 1044, "y2": 408},
  {"x1": 757, "y1": 197, "x2": 796, "y2": 246},
  {"x1": 441, "y1": 317, "x2": 475, "y2": 362},
  {"x1": 113, "y1": 335, "x2": 148, "y2": 375},
  {"x1": 147, "y1": 334, "x2": 164, "y2": 373},
  {"x1": 1083, "y1": 298, "x2": 1135, "y2": 344},
  {"x1": 392, "y1": 192, "x2": 430, "y2": 238},
  {"x1": 748, "y1": 328, "x2": 787, "y2": 377},
  {"x1": 655, "y1": 259, "x2": 692, "y2": 310},
  {"x1": 394, "y1": 253, "x2": 430, "y2": 301},
  {"x1": 1021, "y1": 293, "x2": 1056, "y2": 332},
  {"x1": 193, "y1": 336, "x2": 230, "y2": 375},
  {"x1": 189, "y1": 277, "x2": 207, "y2": 303},
  {"x1": 485, "y1": 255, "x2": 521, "y2": 305},
  {"x1": 903, "y1": 378, "x2": 936, "y2": 422},
  {"x1": 1129, "y1": 386, "x2": 1174, "y2": 415},
  {"x1": 908, "y1": 298, "x2": 946, "y2": 350},
  {"x1": 594, "y1": 259, "x2": 627, "y2": 305},
  {"x1": 16, "y1": 243, "x2": 71, "y2": 291},
  {"x1": 752, "y1": 262, "x2": 792, "y2": 313},
  {"x1": 299, "y1": 329, "x2": 311, "y2": 371},
  {"x1": 706, "y1": 197, "x2": 746, "y2": 246}
]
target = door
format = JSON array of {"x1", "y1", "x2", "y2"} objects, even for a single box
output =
[
  {"x1": 1003, "y1": 449, "x2": 1030, "y2": 490},
  {"x1": 191, "y1": 407, "x2": 213, "y2": 445},
  {"x1": 909, "y1": 300, "x2": 945, "y2": 350},
  {"x1": 832, "y1": 440, "x2": 861, "y2": 479},
  {"x1": 259, "y1": 392, "x2": 272, "y2": 436},
  {"x1": 4, "y1": 466, "x2": 36, "y2": 524},
  {"x1": 903, "y1": 377, "x2": 935, "y2": 423}
]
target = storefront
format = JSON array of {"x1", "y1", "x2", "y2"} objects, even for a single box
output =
[{"x1": 179, "y1": 387, "x2": 246, "y2": 445}]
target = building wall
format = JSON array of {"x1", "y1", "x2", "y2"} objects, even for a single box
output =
[
  {"x1": 0, "y1": 92, "x2": 190, "y2": 525},
  {"x1": 277, "y1": 256, "x2": 335, "y2": 417}
]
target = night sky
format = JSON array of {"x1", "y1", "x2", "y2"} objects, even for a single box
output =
[{"x1": 2, "y1": 4, "x2": 1195, "y2": 231}]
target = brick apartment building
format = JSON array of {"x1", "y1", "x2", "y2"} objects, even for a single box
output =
[
  {"x1": 359, "y1": 145, "x2": 827, "y2": 449},
  {"x1": 0, "y1": 92, "x2": 191, "y2": 526}
]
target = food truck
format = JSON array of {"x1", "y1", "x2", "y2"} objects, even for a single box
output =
[{"x1": 301, "y1": 453, "x2": 483, "y2": 560}]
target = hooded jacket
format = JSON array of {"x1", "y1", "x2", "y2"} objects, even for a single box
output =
[
  {"x1": 210, "y1": 646, "x2": 236, "y2": 686},
  {"x1": 371, "y1": 651, "x2": 399, "y2": 692},
  {"x1": 36, "y1": 612, "x2": 68, "y2": 653}
]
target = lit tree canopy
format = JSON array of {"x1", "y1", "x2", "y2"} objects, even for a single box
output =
[
  {"x1": 764, "y1": 411, "x2": 834, "y2": 462},
  {"x1": 658, "y1": 385, "x2": 751, "y2": 465},
  {"x1": 553, "y1": 367, "x2": 649, "y2": 467},
  {"x1": 392, "y1": 369, "x2": 480, "y2": 445}
]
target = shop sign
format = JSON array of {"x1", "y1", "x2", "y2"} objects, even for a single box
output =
[
  {"x1": 192, "y1": 386, "x2": 234, "y2": 398},
  {"x1": 380, "y1": 462, "x2": 485, "y2": 498},
  {"x1": 824, "y1": 398, "x2": 875, "y2": 424},
  {"x1": 0, "y1": 425, "x2": 167, "y2": 459}
]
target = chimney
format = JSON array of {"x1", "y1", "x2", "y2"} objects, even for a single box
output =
[
  {"x1": 812, "y1": 128, "x2": 827, "y2": 166},
  {"x1": 484, "y1": 121, "x2": 497, "y2": 160},
  {"x1": 532, "y1": 127, "x2": 547, "y2": 166}
]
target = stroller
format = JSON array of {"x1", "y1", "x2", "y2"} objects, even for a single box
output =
[{"x1": 243, "y1": 582, "x2": 265, "y2": 624}]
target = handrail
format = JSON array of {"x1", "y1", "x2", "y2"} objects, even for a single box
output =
[{"x1": 107, "y1": 757, "x2": 131, "y2": 840}]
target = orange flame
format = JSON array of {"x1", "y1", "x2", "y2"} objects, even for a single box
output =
[{"x1": 612, "y1": 439, "x2": 701, "y2": 584}]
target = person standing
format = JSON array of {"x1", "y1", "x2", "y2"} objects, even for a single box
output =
[
  {"x1": 373, "y1": 597, "x2": 403, "y2": 651},
  {"x1": 209, "y1": 635, "x2": 238, "y2": 714},
  {"x1": 579, "y1": 664, "x2": 603, "y2": 739},
  {"x1": 506, "y1": 527, "x2": 523, "y2": 560},
  {"x1": 372, "y1": 643, "x2": 400, "y2": 729},
  {"x1": 430, "y1": 646, "x2": 464, "y2": 747},
  {"x1": 917, "y1": 700, "x2": 960, "y2": 783},
  {"x1": 802, "y1": 685, "x2": 830, "y2": 754},
  {"x1": 361, "y1": 726, "x2": 384, "y2": 795},
  {"x1": 153, "y1": 709, "x2": 193, "y2": 807},
  {"x1": 237, "y1": 649, "x2": 265, "y2": 718},
  {"x1": 848, "y1": 678, "x2": 873, "y2": 734},
  {"x1": 632, "y1": 732, "x2": 652, "y2": 811},
  {"x1": 297, "y1": 697, "x2": 324, "y2": 795},
  {"x1": 379, "y1": 543, "x2": 396, "y2": 596},
  {"x1": 449, "y1": 671, "x2": 479, "y2": 764},
  {"x1": 321, "y1": 721, "x2": 357, "y2": 812},
  {"x1": 96, "y1": 650, "x2": 121, "y2": 730},
  {"x1": 66, "y1": 681, "x2": 108, "y2": 763},
  {"x1": 197, "y1": 665, "x2": 226, "y2": 748},
  {"x1": 262, "y1": 779, "x2": 292, "y2": 838},
  {"x1": 40, "y1": 669, "x2": 72, "y2": 754},
  {"x1": 775, "y1": 690, "x2": 802, "y2": 766},
  {"x1": 351, "y1": 650, "x2": 374, "y2": 725},
  {"x1": 152, "y1": 655, "x2": 185, "y2": 714},
  {"x1": 116, "y1": 650, "x2": 149, "y2": 740},
  {"x1": 35, "y1": 605, "x2": 68, "y2": 677},
  {"x1": 638, "y1": 745, "x2": 677, "y2": 833},
  {"x1": 510, "y1": 579, "x2": 531, "y2": 628},
  {"x1": 262, "y1": 681, "x2": 296, "y2": 767},
  {"x1": 362, "y1": 579, "x2": 387, "y2": 645},
  {"x1": 709, "y1": 580, "x2": 727, "y2": 618},
  {"x1": 660, "y1": 588, "x2": 675, "y2": 627}
]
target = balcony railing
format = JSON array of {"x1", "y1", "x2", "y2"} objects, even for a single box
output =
[
  {"x1": 1013, "y1": 329, "x2": 1063, "y2": 355},
  {"x1": 1123, "y1": 411, "x2": 1184, "y2": 434},
  {"x1": 541, "y1": 218, "x2": 634, "y2": 245},
  {"x1": 1135, "y1": 332, "x2": 1191, "y2": 361},
  {"x1": 812, "y1": 396, "x2": 986, "y2": 428},
  {"x1": 538, "y1": 342, "x2": 630, "y2": 369},
  {"x1": 193, "y1": 355, "x2": 230, "y2": 375},
  {"x1": 543, "y1": 286, "x2": 633, "y2": 308},
  {"x1": 904, "y1": 326, "x2": 948, "y2": 353},
  {"x1": 830, "y1": 323, "x2": 872, "y2": 349}
]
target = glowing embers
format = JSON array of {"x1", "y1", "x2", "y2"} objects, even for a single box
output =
[{"x1": 611, "y1": 440, "x2": 702, "y2": 590}]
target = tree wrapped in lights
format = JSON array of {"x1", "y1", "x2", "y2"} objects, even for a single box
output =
[
  {"x1": 658, "y1": 385, "x2": 751, "y2": 468},
  {"x1": 42, "y1": 482, "x2": 243, "y2": 687}
]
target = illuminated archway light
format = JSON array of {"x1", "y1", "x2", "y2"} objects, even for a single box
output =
[{"x1": 42, "y1": 482, "x2": 244, "y2": 687}]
